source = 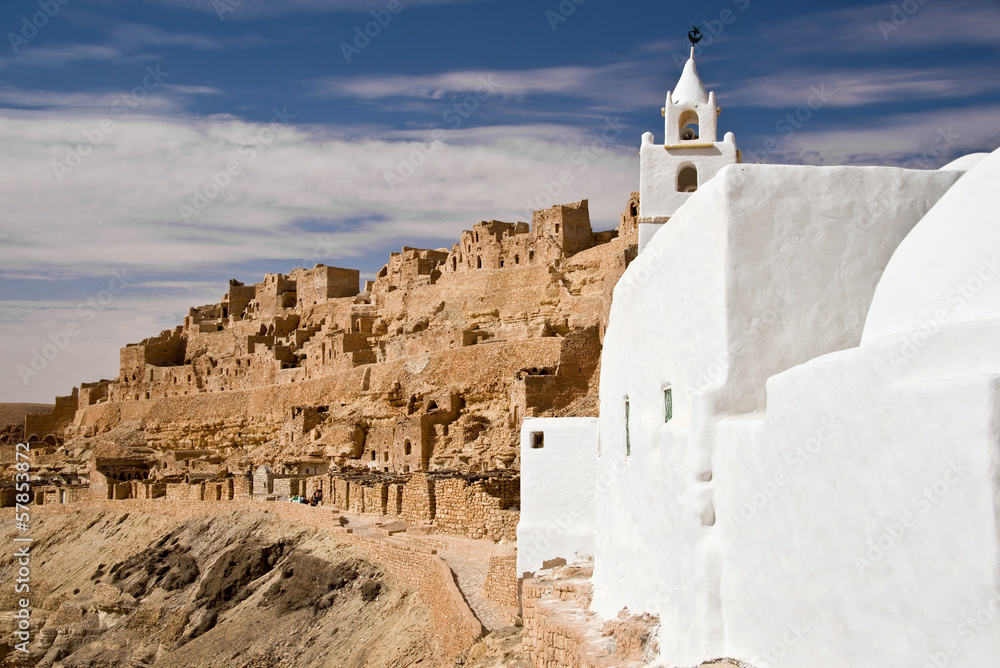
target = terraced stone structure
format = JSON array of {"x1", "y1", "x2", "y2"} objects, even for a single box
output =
[{"x1": 16, "y1": 198, "x2": 638, "y2": 520}]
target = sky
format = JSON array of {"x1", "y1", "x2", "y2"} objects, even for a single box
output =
[{"x1": 1, "y1": 0, "x2": 998, "y2": 404}]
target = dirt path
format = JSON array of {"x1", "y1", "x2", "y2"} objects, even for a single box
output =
[{"x1": 338, "y1": 511, "x2": 516, "y2": 631}]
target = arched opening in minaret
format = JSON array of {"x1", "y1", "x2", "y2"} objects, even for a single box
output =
[
  {"x1": 679, "y1": 110, "x2": 700, "y2": 141},
  {"x1": 678, "y1": 164, "x2": 698, "y2": 193}
]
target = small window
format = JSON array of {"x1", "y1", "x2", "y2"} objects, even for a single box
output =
[
  {"x1": 529, "y1": 250, "x2": 535, "y2": 262},
  {"x1": 664, "y1": 386, "x2": 673, "y2": 422},
  {"x1": 405, "y1": 440, "x2": 412, "y2": 456},
  {"x1": 514, "y1": 255, "x2": 520, "y2": 265},
  {"x1": 625, "y1": 397, "x2": 631, "y2": 457},
  {"x1": 477, "y1": 257, "x2": 482, "y2": 269},
  {"x1": 500, "y1": 259, "x2": 505, "y2": 268},
  {"x1": 555, "y1": 223, "x2": 560, "y2": 233},
  {"x1": 678, "y1": 165, "x2": 698, "y2": 193},
  {"x1": 531, "y1": 432, "x2": 544, "y2": 449},
  {"x1": 371, "y1": 450, "x2": 376, "y2": 461}
]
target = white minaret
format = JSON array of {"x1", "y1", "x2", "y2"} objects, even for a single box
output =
[{"x1": 637, "y1": 45, "x2": 739, "y2": 253}]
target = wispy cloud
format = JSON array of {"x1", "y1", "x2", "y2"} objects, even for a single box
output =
[
  {"x1": 750, "y1": 104, "x2": 1000, "y2": 167},
  {"x1": 312, "y1": 63, "x2": 664, "y2": 111},
  {"x1": 751, "y1": 0, "x2": 1000, "y2": 55},
  {"x1": 129, "y1": 0, "x2": 489, "y2": 18},
  {"x1": 726, "y1": 65, "x2": 1000, "y2": 109},
  {"x1": 0, "y1": 109, "x2": 636, "y2": 281}
]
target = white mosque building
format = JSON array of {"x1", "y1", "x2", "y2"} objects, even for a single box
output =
[{"x1": 518, "y1": 44, "x2": 1000, "y2": 668}]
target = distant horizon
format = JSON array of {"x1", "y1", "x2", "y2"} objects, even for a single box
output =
[{"x1": 1, "y1": 0, "x2": 999, "y2": 403}]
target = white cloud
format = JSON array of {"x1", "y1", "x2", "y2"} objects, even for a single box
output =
[
  {"x1": 0, "y1": 106, "x2": 637, "y2": 401},
  {"x1": 725, "y1": 65, "x2": 1000, "y2": 109},
  {"x1": 746, "y1": 104, "x2": 1000, "y2": 167},
  {"x1": 311, "y1": 63, "x2": 664, "y2": 111}
]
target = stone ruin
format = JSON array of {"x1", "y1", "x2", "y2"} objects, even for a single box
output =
[{"x1": 9, "y1": 197, "x2": 640, "y2": 535}]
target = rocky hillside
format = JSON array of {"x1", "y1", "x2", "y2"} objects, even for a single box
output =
[{"x1": 0, "y1": 509, "x2": 440, "y2": 667}]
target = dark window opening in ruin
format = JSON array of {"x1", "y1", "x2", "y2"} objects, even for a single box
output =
[
  {"x1": 384, "y1": 467, "x2": 389, "y2": 472},
  {"x1": 664, "y1": 386, "x2": 673, "y2": 422},
  {"x1": 371, "y1": 450, "x2": 376, "y2": 461},
  {"x1": 555, "y1": 223, "x2": 560, "y2": 233},
  {"x1": 531, "y1": 432, "x2": 544, "y2": 449},
  {"x1": 427, "y1": 400, "x2": 438, "y2": 411},
  {"x1": 499, "y1": 259, "x2": 505, "y2": 268},
  {"x1": 150, "y1": 370, "x2": 154, "y2": 381},
  {"x1": 475, "y1": 232, "x2": 479, "y2": 242},
  {"x1": 145, "y1": 391, "x2": 150, "y2": 400},
  {"x1": 384, "y1": 452, "x2": 389, "y2": 462},
  {"x1": 678, "y1": 165, "x2": 698, "y2": 193},
  {"x1": 222, "y1": 308, "x2": 228, "y2": 318},
  {"x1": 529, "y1": 251, "x2": 535, "y2": 262},
  {"x1": 477, "y1": 257, "x2": 482, "y2": 269},
  {"x1": 514, "y1": 255, "x2": 520, "y2": 265},
  {"x1": 404, "y1": 465, "x2": 410, "y2": 473},
  {"x1": 452, "y1": 257, "x2": 457, "y2": 270},
  {"x1": 625, "y1": 397, "x2": 631, "y2": 457},
  {"x1": 404, "y1": 440, "x2": 412, "y2": 456},
  {"x1": 631, "y1": 204, "x2": 638, "y2": 217}
]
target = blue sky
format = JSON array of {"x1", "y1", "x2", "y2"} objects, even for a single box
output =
[{"x1": 1, "y1": 0, "x2": 998, "y2": 403}]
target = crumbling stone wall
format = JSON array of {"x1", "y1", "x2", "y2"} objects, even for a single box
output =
[
  {"x1": 362, "y1": 482, "x2": 387, "y2": 515},
  {"x1": 24, "y1": 389, "x2": 79, "y2": 443},
  {"x1": 433, "y1": 476, "x2": 519, "y2": 541},
  {"x1": 484, "y1": 555, "x2": 518, "y2": 608},
  {"x1": 402, "y1": 473, "x2": 435, "y2": 525}
]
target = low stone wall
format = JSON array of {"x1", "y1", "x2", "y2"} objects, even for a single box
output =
[
  {"x1": 484, "y1": 555, "x2": 518, "y2": 608},
  {"x1": 433, "y1": 477, "x2": 519, "y2": 541},
  {"x1": 401, "y1": 473, "x2": 435, "y2": 524},
  {"x1": 522, "y1": 566, "x2": 652, "y2": 668},
  {"x1": 362, "y1": 483, "x2": 387, "y2": 516},
  {"x1": 6, "y1": 499, "x2": 485, "y2": 659}
]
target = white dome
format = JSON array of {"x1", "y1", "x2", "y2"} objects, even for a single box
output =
[{"x1": 862, "y1": 148, "x2": 1000, "y2": 343}]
